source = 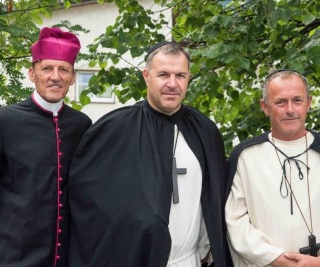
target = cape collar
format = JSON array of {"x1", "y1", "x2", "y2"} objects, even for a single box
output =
[{"x1": 144, "y1": 100, "x2": 185, "y2": 123}]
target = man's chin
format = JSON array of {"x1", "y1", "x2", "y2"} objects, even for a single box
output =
[{"x1": 45, "y1": 95, "x2": 65, "y2": 103}]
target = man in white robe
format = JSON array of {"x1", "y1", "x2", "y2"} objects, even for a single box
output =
[{"x1": 226, "y1": 69, "x2": 320, "y2": 267}]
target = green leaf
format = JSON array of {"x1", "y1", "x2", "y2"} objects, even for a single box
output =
[
  {"x1": 238, "y1": 56, "x2": 250, "y2": 70},
  {"x1": 79, "y1": 93, "x2": 91, "y2": 106},
  {"x1": 307, "y1": 46, "x2": 320, "y2": 65}
]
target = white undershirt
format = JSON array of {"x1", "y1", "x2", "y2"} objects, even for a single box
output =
[{"x1": 167, "y1": 125, "x2": 210, "y2": 267}]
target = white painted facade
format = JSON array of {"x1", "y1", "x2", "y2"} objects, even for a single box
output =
[{"x1": 36, "y1": 0, "x2": 172, "y2": 122}]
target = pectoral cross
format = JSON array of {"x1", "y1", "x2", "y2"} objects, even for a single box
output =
[
  {"x1": 172, "y1": 156, "x2": 187, "y2": 204},
  {"x1": 299, "y1": 234, "x2": 320, "y2": 257}
]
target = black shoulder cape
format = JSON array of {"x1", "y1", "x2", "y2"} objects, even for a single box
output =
[
  {"x1": 69, "y1": 100, "x2": 230, "y2": 267},
  {"x1": 226, "y1": 130, "x2": 320, "y2": 197}
]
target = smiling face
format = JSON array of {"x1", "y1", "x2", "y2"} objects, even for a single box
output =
[
  {"x1": 28, "y1": 59, "x2": 75, "y2": 103},
  {"x1": 142, "y1": 52, "x2": 190, "y2": 115},
  {"x1": 260, "y1": 75, "x2": 312, "y2": 141}
]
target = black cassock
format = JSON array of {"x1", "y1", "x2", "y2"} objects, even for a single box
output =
[
  {"x1": 0, "y1": 97, "x2": 92, "y2": 267},
  {"x1": 69, "y1": 100, "x2": 230, "y2": 267}
]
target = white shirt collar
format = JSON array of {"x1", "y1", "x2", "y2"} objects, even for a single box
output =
[{"x1": 32, "y1": 90, "x2": 64, "y2": 116}]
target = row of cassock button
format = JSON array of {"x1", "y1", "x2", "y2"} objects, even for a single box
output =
[{"x1": 54, "y1": 116, "x2": 63, "y2": 262}]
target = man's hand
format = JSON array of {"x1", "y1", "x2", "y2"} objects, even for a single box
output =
[
  {"x1": 284, "y1": 252, "x2": 320, "y2": 267},
  {"x1": 269, "y1": 253, "x2": 297, "y2": 267}
]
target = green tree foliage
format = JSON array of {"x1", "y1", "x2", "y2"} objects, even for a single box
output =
[
  {"x1": 83, "y1": 0, "x2": 320, "y2": 153},
  {"x1": 2, "y1": 0, "x2": 320, "y2": 153},
  {"x1": 0, "y1": 0, "x2": 87, "y2": 104}
]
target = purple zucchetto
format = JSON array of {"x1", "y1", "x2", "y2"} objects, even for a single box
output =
[{"x1": 31, "y1": 27, "x2": 81, "y2": 65}]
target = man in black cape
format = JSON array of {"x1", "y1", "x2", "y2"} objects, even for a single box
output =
[{"x1": 69, "y1": 42, "x2": 230, "y2": 267}]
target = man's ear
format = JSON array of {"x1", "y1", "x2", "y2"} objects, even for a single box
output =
[
  {"x1": 28, "y1": 67, "x2": 36, "y2": 83},
  {"x1": 142, "y1": 68, "x2": 149, "y2": 86},
  {"x1": 69, "y1": 72, "x2": 76, "y2": 86},
  {"x1": 307, "y1": 96, "x2": 312, "y2": 112},
  {"x1": 260, "y1": 99, "x2": 269, "y2": 116}
]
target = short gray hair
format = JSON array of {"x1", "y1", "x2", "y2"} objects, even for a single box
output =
[{"x1": 262, "y1": 69, "x2": 309, "y2": 103}]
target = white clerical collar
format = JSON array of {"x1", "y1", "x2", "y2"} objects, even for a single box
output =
[{"x1": 32, "y1": 90, "x2": 63, "y2": 116}]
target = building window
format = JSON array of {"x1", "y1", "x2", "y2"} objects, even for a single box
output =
[
  {"x1": 76, "y1": 71, "x2": 114, "y2": 103},
  {"x1": 220, "y1": 0, "x2": 231, "y2": 6}
]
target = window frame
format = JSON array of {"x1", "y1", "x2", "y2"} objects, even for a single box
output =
[{"x1": 75, "y1": 70, "x2": 115, "y2": 104}]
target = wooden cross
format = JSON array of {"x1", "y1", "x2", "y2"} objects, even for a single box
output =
[
  {"x1": 299, "y1": 234, "x2": 320, "y2": 257},
  {"x1": 172, "y1": 156, "x2": 187, "y2": 204}
]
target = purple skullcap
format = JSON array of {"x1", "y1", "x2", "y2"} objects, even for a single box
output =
[{"x1": 31, "y1": 27, "x2": 81, "y2": 65}]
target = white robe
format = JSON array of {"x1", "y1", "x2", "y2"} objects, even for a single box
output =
[
  {"x1": 167, "y1": 126, "x2": 211, "y2": 267},
  {"x1": 226, "y1": 132, "x2": 320, "y2": 266}
]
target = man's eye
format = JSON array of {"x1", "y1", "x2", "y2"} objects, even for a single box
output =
[{"x1": 276, "y1": 100, "x2": 285, "y2": 106}]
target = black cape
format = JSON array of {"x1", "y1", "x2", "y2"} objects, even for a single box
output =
[
  {"x1": 226, "y1": 130, "x2": 320, "y2": 196},
  {"x1": 69, "y1": 100, "x2": 230, "y2": 267},
  {"x1": 0, "y1": 97, "x2": 92, "y2": 267}
]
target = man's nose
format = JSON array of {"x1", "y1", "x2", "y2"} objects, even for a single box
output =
[
  {"x1": 50, "y1": 68, "x2": 60, "y2": 80},
  {"x1": 167, "y1": 74, "x2": 177, "y2": 87},
  {"x1": 286, "y1": 101, "x2": 295, "y2": 113}
]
